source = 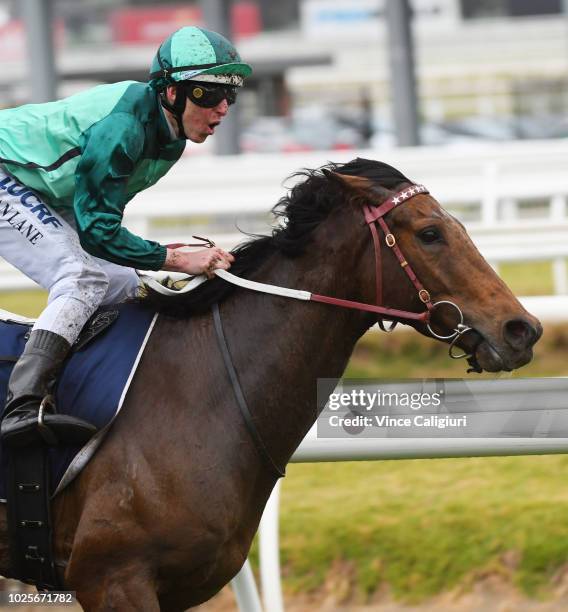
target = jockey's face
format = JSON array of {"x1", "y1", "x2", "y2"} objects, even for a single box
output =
[
  {"x1": 182, "y1": 96, "x2": 229, "y2": 143},
  {"x1": 164, "y1": 85, "x2": 230, "y2": 143}
]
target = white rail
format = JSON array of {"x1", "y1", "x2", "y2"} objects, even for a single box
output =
[{"x1": 2, "y1": 141, "x2": 567, "y2": 294}]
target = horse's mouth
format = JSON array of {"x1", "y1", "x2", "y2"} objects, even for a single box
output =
[
  {"x1": 458, "y1": 329, "x2": 533, "y2": 374},
  {"x1": 466, "y1": 338, "x2": 508, "y2": 373}
]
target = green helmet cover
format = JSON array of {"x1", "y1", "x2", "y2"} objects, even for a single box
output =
[{"x1": 149, "y1": 26, "x2": 252, "y2": 90}]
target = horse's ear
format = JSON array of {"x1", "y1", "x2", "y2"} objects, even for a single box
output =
[
  {"x1": 332, "y1": 172, "x2": 393, "y2": 203},
  {"x1": 332, "y1": 172, "x2": 373, "y2": 193}
]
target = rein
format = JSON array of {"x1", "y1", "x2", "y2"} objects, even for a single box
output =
[{"x1": 141, "y1": 184, "x2": 473, "y2": 348}]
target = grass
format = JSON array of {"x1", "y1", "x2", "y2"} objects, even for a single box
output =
[
  {"x1": 498, "y1": 260, "x2": 559, "y2": 297},
  {"x1": 0, "y1": 290, "x2": 47, "y2": 318},
  {"x1": 279, "y1": 456, "x2": 568, "y2": 602},
  {"x1": 3, "y1": 286, "x2": 568, "y2": 603}
]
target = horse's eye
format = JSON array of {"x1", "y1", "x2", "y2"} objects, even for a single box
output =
[{"x1": 418, "y1": 228, "x2": 442, "y2": 244}]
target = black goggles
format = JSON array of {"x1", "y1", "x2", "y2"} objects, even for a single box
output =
[{"x1": 183, "y1": 82, "x2": 238, "y2": 108}]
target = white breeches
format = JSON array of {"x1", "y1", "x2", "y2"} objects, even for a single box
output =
[{"x1": 0, "y1": 167, "x2": 140, "y2": 344}]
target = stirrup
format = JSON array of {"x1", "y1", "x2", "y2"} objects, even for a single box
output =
[
  {"x1": 37, "y1": 396, "x2": 58, "y2": 445},
  {"x1": 1, "y1": 395, "x2": 97, "y2": 448}
]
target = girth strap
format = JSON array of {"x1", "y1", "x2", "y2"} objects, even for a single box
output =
[
  {"x1": 7, "y1": 444, "x2": 62, "y2": 590},
  {"x1": 212, "y1": 304, "x2": 285, "y2": 478}
]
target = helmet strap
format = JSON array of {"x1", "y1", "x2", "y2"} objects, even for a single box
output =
[{"x1": 159, "y1": 86, "x2": 188, "y2": 139}]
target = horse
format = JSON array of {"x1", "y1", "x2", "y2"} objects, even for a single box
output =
[{"x1": 0, "y1": 158, "x2": 541, "y2": 610}]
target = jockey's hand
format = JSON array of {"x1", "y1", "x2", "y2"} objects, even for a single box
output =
[{"x1": 163, "y1": 246, "x2": 235, "y2": 279}]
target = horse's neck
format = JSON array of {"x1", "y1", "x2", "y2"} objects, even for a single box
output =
[{"x1": 219, "y1": 241, "x2": 371, "y2": 469}]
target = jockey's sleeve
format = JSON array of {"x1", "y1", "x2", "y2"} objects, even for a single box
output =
[{"x1": 73, "y1": 111, "x2": 167, "y2": 270}]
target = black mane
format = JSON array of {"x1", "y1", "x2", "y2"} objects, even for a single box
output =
[{"x1": 140, "y1": 158, "x2": 411, "y2": 317}]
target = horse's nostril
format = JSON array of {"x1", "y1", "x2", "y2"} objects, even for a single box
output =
[{"x1": 504, "y1": 318, "x2": 537, "y2": 349}]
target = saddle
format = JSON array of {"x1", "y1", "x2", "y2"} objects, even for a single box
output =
[
  {"x1": 0, "y1": 304, "x2": 156, "y2": 590},
  {"x1": 0, "y1": 309, "x2": 118, "y2": 363}
]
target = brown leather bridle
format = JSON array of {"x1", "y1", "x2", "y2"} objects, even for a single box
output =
[
  {"x1": 312, "y1": 183, "x2": 474, "y2": 356},
  {"x1": 308, "y1": 184, "x2": 432, "y2": 325},
  {"x1": 363, "y1": 183, "x2": 434, "y2": 326}
]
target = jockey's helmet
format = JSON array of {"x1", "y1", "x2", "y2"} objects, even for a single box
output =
[{"x1": 149, "y1": 26, "x2": 252, "y2": 91}]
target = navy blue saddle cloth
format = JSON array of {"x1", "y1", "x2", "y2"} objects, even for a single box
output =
[{"x1": 0, "y1": 303, "x2": 156, "y2": 501}]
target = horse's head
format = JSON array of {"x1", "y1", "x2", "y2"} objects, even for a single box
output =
[{"x1": 335, "y1": 158, "x2": 542, "y2": 373}]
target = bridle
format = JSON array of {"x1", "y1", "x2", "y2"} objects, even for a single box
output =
[
  {"x1": 363, "y1": 184, "x2": 433, "y2": 329},
  {"x1": 142, "y1": 184, "x2": 477, "y2": 360},
  {"x1": 359, "y1": 183, "x2": 476, "y2": 359}
]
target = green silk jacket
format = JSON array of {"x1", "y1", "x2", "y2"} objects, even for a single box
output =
[{"x1": 0, "y1": 81, "x2": 186, "y2": 270}]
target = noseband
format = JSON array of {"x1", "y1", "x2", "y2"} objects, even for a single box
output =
[{"x1": 361, "y1": 184, "x2": 474, "y2": 358}]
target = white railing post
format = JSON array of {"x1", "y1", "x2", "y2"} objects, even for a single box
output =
[
  {"x1": 231, "y1": 560, "x2": 264, "y2": 612},
  {"x1": 501, "y1": 198, "x2": 518, "y2": 222},
  {"x1": 259, "y1": 480, "x2": 285, "y2": 612},
  {"x1": 550, "y1": 195, "x2": 567, "y2": 222},
  {"x1": 552, "y1": 258, "x2": 568, "y2": 295},
  {"x1": 481, "y1": 162, "x2": 499, "y2": 226}
]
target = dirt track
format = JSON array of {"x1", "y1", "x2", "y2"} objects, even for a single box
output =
[
  {"x1": 191, "y1": 573, "x2": 568, "y2": 612},
  {"x1": 4, "y1": 576, "x2": 568, "y2": 611}
]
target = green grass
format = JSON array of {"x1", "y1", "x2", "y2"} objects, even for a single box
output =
[
  {"x1": 499, "y1": 260, "x2": 560, "y2": 297},
  {"x1": 0, "y1": 259, "x2": 559, "y2": 314},
  {"x1": 0, "y1": 290, "x2": 47, "y2": 318},
  {"x1": 280, "y1": 456, "x2": 568, "y2": 602}
]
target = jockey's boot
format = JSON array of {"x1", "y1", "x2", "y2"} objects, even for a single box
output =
[{"x1": 1, "y1": 329, "x2": 98, "y2": 447}]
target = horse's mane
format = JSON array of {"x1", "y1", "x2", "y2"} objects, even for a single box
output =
[{"x1": 140, "y1": 158, "x2": 411, "y2": 317}]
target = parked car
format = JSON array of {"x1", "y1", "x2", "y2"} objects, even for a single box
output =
[
  {"x1": 240, "y1": 114, "x2": 364, "y2": 153},
  {"x1": 370, "y1": 118, "x2": 481, "y2": 149}
]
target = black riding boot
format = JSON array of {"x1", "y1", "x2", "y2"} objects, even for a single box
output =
[{"x1": 1, "y1": 329, "x2": 97, "y2": 447}]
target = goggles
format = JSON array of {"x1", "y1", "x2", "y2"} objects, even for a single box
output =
[{"x1": 183, "y1": 81, "x2": 238, "y2": 108}]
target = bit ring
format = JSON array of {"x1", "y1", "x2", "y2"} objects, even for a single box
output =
[{"x1": 426, "y1": 300, "x2": 465, "y2": 340}]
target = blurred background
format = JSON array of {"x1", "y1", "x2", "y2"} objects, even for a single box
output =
[
  {"x1": 2, "y1": 0, "x2": 568, "y2": 151},
  {"x1": 2, "y1": 1, "x2": 568, "y2": 611}
]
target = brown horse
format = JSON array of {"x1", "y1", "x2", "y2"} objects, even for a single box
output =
[{"x1": 0, "y1": 158, "x2": 541, "y2": 610}]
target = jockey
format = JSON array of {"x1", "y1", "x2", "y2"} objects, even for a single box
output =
[{"x1": 0, "y1": 26, "x2": 251, "y2": 447}]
